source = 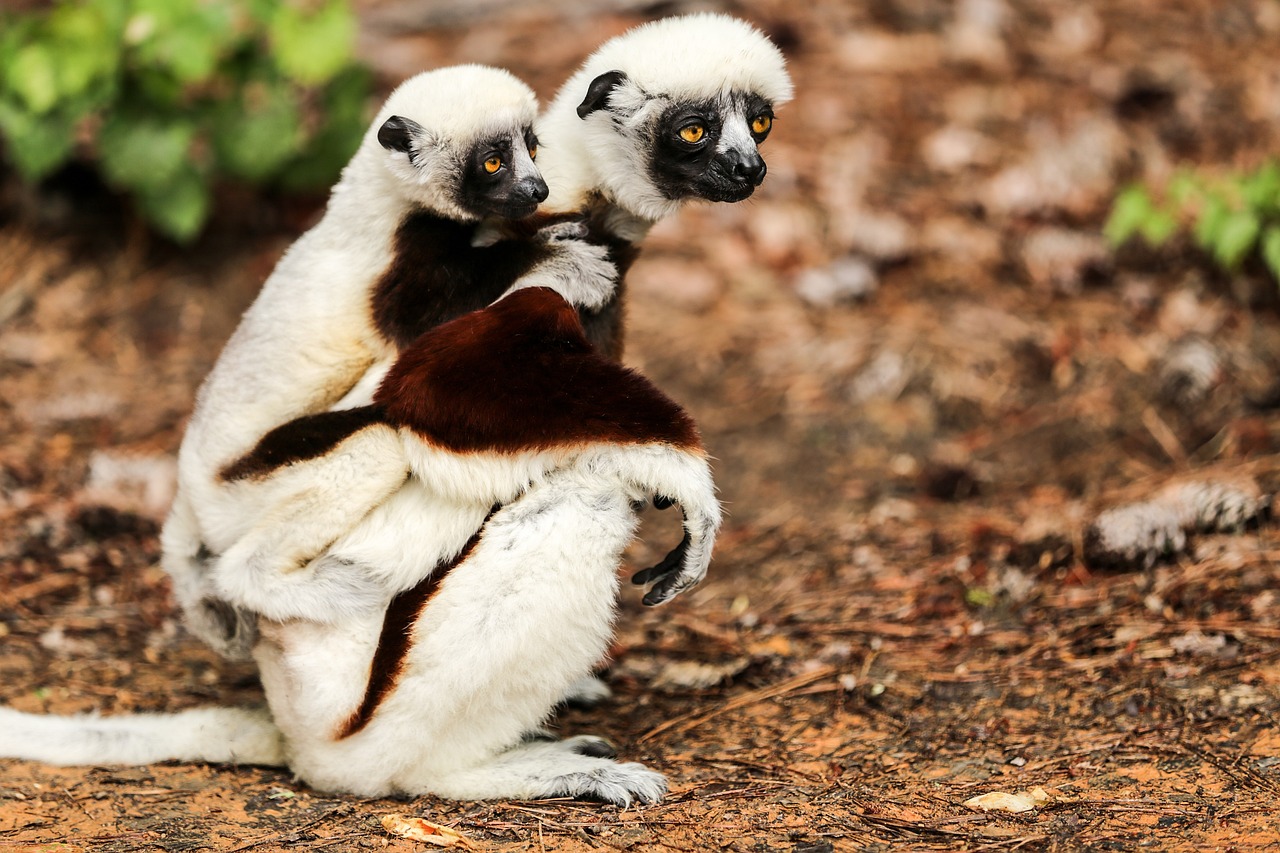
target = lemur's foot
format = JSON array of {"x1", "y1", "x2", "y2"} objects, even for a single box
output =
[{"x1": 560, "y1": 674, "x2": 613, "y2": 709}]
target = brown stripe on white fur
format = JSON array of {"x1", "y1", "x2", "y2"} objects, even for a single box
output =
[
  {"x1": 375, "y1": 287, "x2": 701, "y2": 454},
  {"x1": 336, "y1": 508, "x2": 497, "y2": 740},
  {"x1": 219, "y1": 407, "x2": 384, "y2": 482},
  {"x1": 370, "y1": 211, "x2": 557, "y2": 349}
]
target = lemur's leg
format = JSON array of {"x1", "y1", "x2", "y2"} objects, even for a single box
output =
[
  {"x1": 362, "y1": 473, "x2": 668, "y2": 805},
  {"x1": 428, "y1": 737, "x2": 667, "y2": 807},
  {"x1": 211, "y1": 423, "x2": 410, "y2": 624},
  {"x1": 561, "y1": 673, "x2": 613, "y2": 708}
]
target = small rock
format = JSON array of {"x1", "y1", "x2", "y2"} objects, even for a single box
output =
[
  {"x1": 922, "y1": 125, "x2": 996, "y2": 172},
  {"x1": 83, "y1": 450, "x2": 178, "y2": 521},
  {"x1": 1085, "y1": 500, "x2": 1186, "y2": 569},
  {"x1": 1084, "y1": 478, "x2": 1262, "y2": 569},
  {"x1": 1157, "y1": 337, "x2": 1221, "y2": 406},
  {"x1": 983, "y1": 117, "x2": 1125, "y2": 216},
  {"x1": 849, "y1": 350, "x2": 909, "y2": 402},
  {"x1": 1020, "y1": 228, "x2": 1110, "y2": 294},
  {"x1": 653, "y1": 658, "x2": 751, "y2": 691},
  {"x1": 795, "y1": 258, "x2": 879, "y2": 307},
  {"x1": 838, "y1": 209, "x2": 915, "y2": 262}
]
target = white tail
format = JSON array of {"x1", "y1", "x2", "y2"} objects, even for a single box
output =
[{"x1": 0, "y1": 706, "x2": 285, "y2": 767}]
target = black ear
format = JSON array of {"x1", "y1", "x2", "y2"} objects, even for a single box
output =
[
  {"x1": 377, "y1": 115, "x2": 424, "y2": 153},
  {"x1": 576, "y1": 70, "x2": 628, "y2": 119}
]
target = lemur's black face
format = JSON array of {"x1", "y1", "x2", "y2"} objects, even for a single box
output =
[
  {"x1": 648, "y1": 92, "x2": 774, "y2": 204},
  {"x1": 457, "y1": 128, "x2": 548, "y2": 219},
  {"x1": 379, "y1": 116, "x2": 548, "y2": 220}
]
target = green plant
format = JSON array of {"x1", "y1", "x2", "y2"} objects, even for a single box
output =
[
  {"x1": 1105, "y1": 162, "x2": 1280, "y2": 285},
  {"x1": 0, "y1": 0, "x2": 371, "y2": 241}
]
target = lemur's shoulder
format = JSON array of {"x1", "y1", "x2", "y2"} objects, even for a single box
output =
[{"x1": 376, "y1": 287, "x2": 700, "y2": 454}]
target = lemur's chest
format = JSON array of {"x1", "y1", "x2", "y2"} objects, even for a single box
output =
[{"x1": 370, "y1": 212, "x2": 551, "y2": 349}]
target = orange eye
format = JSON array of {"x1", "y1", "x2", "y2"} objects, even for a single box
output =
[
  {"x1": 752, "y1": 114, "x2": 772, "y2": 135},
  {"x1": 679, "y1": 124, "x2": 705, "y2": 144},
  {"x1": 484, "y1": 156, "x2": 503, "y2": 174},
  {"x1": 528, "y1": 143, "x2": 538, "y2": 160}
]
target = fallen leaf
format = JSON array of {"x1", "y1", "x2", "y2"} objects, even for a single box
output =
[
  {"x1": 653, "y1": 657, "x2": 750, "y2": 690},
  {"x1": 381, "y1": 814, "x2": 476, "y2": 848},
  {"x1": 963, "y1": 787, "x2": 1051, "y2": 813}
]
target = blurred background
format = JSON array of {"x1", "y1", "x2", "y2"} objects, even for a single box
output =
[{"x1": 2, "y1": 1, "x2": 1279, "y2": 848}]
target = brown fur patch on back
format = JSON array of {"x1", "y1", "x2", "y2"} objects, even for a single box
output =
[
  {"x1": 219, "y1": 406, "x2": 384, "y2": 482},
  {"x1": 374, "y1": 287, "x2": 701, "y2": 454}
]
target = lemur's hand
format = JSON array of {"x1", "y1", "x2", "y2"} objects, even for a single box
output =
[
  {"x1": 631, "y1": 530, "x2": 692, "y2": 605},
  {"x1": 631, "y1": 497, "x2": 717, "y2": 606},
  {"x1": 515, "y1": 218, "x2": 616, "y2": 310},
  {"x1": 190, "y1": 595, "x2": 259, "y2": 660},
  {"x1": 535, "y1": 218, "x2": 590, "y2": 243}
]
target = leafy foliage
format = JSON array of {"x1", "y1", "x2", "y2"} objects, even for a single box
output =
[
  {"x1": 0, "y1": 0, "x2": 371, "y2": 241},
  {"x1": 1104, "y1": 162, "x2": 1280, "y2": 286}
]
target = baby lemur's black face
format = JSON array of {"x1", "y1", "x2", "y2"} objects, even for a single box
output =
[
  {"x1": 648, "y1": 92, "x2": 774, "y2": 204},
  {"x1": 378, "y1": 115, "x2": 548, "y2": 220},
  {"x1": 458, "y1": 128, "x2": 548, "y2": 219}
]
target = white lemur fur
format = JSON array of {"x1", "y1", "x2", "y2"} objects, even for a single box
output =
[
  {"x1": 163, "y1": 65, "x2": 616, "y2": 656},
  {"x1": 198, "y1": 11, "x2": 794, "y2": 644},
  {"x1": 0, "y1": 15, "x2": 789, "y2": 806}
]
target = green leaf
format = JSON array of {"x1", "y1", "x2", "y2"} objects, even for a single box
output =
[
  {"x1": 98, "y1": 112, "x2": 195, "y2": 192},
  {"x1": 131, "y1": 67, "x2": 186, "y2": 106},
  {"x1": 1261, "y1": 225, "x2": 1280, "y2": 284},
  {"x1": 1241, "y1": 162, "x2": 1280, "y2": 216},
  {"x1": 270, "y1": 0, "x2": 355, "y2": 86},
  {"x1": 0, "y1": 100, "x2": 76, "y2": 179},
  {"x1": 213, "y1": 83, "x2": 303, "y2": 181},
  {"x1": 1104, "y1": 185, "x2": 1155, "y2": 246},
  {"x1": 1239, "y1": 162, "x2": 1280, "y2": 209},
  {"x1": 128, "y1": 1, "x2": 236, "y2": 84},
  {"x1": 8, "y1": 43, "x2": 60, "y2": 114},
  {"x1": 1193, "y1": 195, "x2": 1229, "y2": 249},
  {"x1": 47, "y1": 4, "x2": 121, "y2": 99},
  {"x1": 1167, "y1": 170, "x2": 1201, "y2": 209},
  {"x1": 965, "y1": 588, "x2": 994, "y2": 607},
  {"x1": 1138, "y1": 209, "x2": 1178, "y2": 245},
  {"x1": 1211, "y1": 210, "x2": 1260, "y2": 270},
  {"x1": 137, "y1": 168, "x2": 210, "y2": 242}
]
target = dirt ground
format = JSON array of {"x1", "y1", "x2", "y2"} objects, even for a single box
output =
[{"x1": 3, "y1": 0, "x2": 1280, "y2": 850}]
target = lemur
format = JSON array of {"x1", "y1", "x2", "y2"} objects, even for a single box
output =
[
  {"x1": 0, "y1": 15, "x2": 791, "y2": 806},
  {"x1": 0, "y1": 286, "x2": 717, "y2": 804},
  {"x1": 190, "y1": 12, "x2": 795, "y2": 657},
  {"x1": 162, "y1": 64, "x2": 617, "y2": 659}
]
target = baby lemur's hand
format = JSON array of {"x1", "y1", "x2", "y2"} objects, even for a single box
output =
[
  {"x1": 535, "y1": 218, "x2": 590, "y2": 243},
  {"x1": 513, "y1": 218, "x2": 616, "y2": 310},
  {"x1": 189, "y1": 594, "x2": 259, "y2": 660}
]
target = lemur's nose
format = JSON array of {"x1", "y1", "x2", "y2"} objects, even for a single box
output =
[
  {"x1": 723, "y1": 149, "x2": 767, "y2": 186},
  {"x1": 515, "y1": 177, "x2": 549, "y2": 204}
]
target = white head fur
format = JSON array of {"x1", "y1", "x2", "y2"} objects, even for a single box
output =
[
  {"x1": 537, "y1": 14, "x2": 794, "y2": 221},
  {"x1": 341, "y1": 64, "x2": 544, "y2": 223}
]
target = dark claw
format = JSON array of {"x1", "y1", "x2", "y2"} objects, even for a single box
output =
[
  {"x1": 631, "y1": 531, "x2": 690, "y2": 587},
  {"x1": 640, "y1": 578, "x2": 680, "y2": 604},
  {"x1": 652, "y1": 495, "x2": 676, "y2": 510},
  {"x1": 571, "y1": 737, "x2": 618, "y2": 759}
]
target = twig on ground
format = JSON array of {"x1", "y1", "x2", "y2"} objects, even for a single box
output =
[{"x1": 640, "y1": 666, "x2": 838, "y2": 743}]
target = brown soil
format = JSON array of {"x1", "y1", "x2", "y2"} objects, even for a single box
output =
[{"x1": 2, "y1": 1, "x2": 1280, "y2": 851}]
